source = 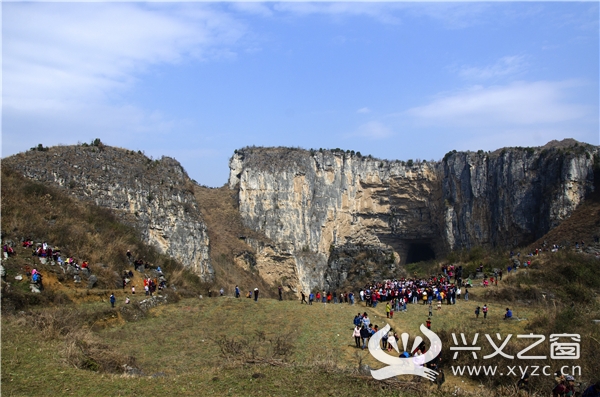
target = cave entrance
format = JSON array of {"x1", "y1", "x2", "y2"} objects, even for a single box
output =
[{"x1": 405, "y1": 243, "x2": 436, "y2": 264}]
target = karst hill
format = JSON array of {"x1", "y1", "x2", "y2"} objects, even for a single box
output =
[{"x1": 3, "y1": 139, "x2": 599, "y2": 295}]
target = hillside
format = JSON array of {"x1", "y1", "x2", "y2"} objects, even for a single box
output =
[
  {"x1": 0, "y1": 165, "x2": 206, "y2": 312},
  {"x1": 2, "y1": 142, "x2": 213, "y2": 281},
  {"x1": 193, "y1": 185, "x2": 282, "y2": 298}
]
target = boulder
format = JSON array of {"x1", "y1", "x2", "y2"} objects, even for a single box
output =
[
  {"x1": 358, "y1": 364, "x2": 372, "y2": 376},
  {"x1": 87, "y1": 274, "x2": 98, "y2": 289}
]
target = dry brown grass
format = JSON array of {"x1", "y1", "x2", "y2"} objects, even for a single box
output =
[
  {"x1": 63, "y1": 329, "x2": 138, "y2": 373},
  {"x1": 194, "y1": 185, "x2": 278, "y2": 297}
]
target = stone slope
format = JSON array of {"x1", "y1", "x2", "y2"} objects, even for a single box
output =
[
  {"x1": 4, "y1": 145, "x2": 213, "y2": 281},
  {"x1": 229, "y1": 142, "x2": 598, "y2": 291}
]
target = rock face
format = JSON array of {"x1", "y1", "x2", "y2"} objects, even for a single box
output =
[
  {"x1": 229, "y1": 142, "x2": 598, "y2": 291},
  {"x1": 4, "y1": 145, "x2": 213, "y2": 281}
]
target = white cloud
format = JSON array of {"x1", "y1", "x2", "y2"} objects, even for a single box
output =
[
  {"x1": 354, "y1": 121, "x2": 393, "y2": 140},
  {"x1": 357, "y1": 107, "x2": 371, "y2": 114},
  {"x1": 406, "y1": 80, "x2": 590, "y2": 127},
  {"x1": 3, "y1": 3, "x2": 245, "y2": 113},
  {"x1": 458, "y1": 55, "x2": 528, "y2": 81},
  {"x1": 2, "y1": 3, "x2": 249, "y2": 160}
]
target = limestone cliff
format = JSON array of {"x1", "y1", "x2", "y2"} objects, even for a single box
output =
[
  {"x1": 229, "y1": 142, "x2": 598, "y2": 292},
  {"x1": 4, "y1": 145, "x2": 213, "y2": 281}
]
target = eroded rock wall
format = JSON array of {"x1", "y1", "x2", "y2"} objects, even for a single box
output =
[
  {"x1": 229, "y1": 143, "x2": 598, "y2": 291},
  {"x1": 441, "y1": 146, "x2": 597, "y2": 250},
  {"x1": 4, "y1": 146, "x2": 213, "y2": 281},
  {"x1": 229, "y1": 148, "x2": 443, "y2": 291}
]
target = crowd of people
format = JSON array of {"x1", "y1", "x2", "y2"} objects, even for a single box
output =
[{"x1": 2, "y1": 237, "x2": 170, "y2": 308}]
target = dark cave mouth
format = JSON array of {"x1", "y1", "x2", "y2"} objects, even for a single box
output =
[{"x1": 405, "y1": 243, "x2": 436, "y2": 264}]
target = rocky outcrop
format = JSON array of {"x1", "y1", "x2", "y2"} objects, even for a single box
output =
[
  {"x1": 441, "y1": 145, "x2": 597, "y2": 250},
  {"x1": 4, "y1": 145, "x2": 213, "y2": 281},
  {"x1": 229, "y1": 142, "x2": 598, "y2": 291}
]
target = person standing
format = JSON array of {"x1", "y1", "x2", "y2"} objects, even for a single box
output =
[
  {"x1": 475, "y1": 306, "x2": 481, "y2": 319},
  {"x1": 309, "y1": 292, "x2": 314, "y2": 305},
  {"x1": 426, "y1": 318, "x2": 432, "y2": 330},
  {"x1": 278, "y1": 285, "x2": 283, "y2": 301},
  {"x1": 464, "y1": 287, "x2": 469, "y2": 301},
  {"x1": 353, "y1": 325, "x2": 362, "y2": 348},
  {"x1": 360, "y1": 325, "x2": 370, "y2": 350},
  {"x1": 429, "y1": 303, "x2": 433, "y2": 317},
  {"x1": 235, "y1": 285, "x2": 240, "y2": 298},
  {"x1": 110, "y1": 293, "x2": 116, "y2": 308},
  {"x1": 254, "y1": 288, "x2": 259, "y2": 302},
  {"x1": 483, "y1": 304, "x2": 488, "y2": 319}
]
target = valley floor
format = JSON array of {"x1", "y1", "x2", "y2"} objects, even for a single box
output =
[{"x1": 2, "y1": 290, "x2": 543, "y2": 397}]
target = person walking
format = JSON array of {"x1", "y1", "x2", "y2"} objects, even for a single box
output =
[
  {"x1": 254, "y1": 288, "x2": 259, "y2": 302},
  {"x1": 110, "y1": 293, "x2": 116, "y2": 308},
  {"x1": 235, "y1": 285, "x2": 240, "y2": 298},
  {"x1": 301, "y1": 291, "x2": 308, "y2": 304},
  {"x1": 483, "y1": 304, "x2": 488, "y2": 319},
  {"x1": 475, "y1": 306, "x2": 481, "y2": 319}
]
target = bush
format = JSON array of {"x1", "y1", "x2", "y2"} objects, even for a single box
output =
[{"x1": 30, "y1": 143, "x2": 49, "y2": 152}]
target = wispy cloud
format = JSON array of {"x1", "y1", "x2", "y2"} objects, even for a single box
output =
[
  {"x1": 457, "y1": 55, "x2": 528, "y2": 81},
  {"x1": 3, "y1": 3, "x2": 246, "y2": 113},
  {"x1": 406, "y1": 80, "x2": 590, "y2": 127},
  {"x1": 402, "y1": 3, "x2": 494, "y2": 30},
  {"x1": 3, "y1": 3, "x2": 249, "y2": 158},
  {"x1": 357, "y1": 107, "x2": 371, "y2": 114},
  {"x1": 354, "y1": 121, "x2": 393, "y2": 140},
  {"x1": 272, "y1": 3, "x2": 402, "y2": 25}
]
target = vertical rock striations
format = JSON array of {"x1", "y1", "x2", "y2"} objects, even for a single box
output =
[
  {"x1": 229, "y1": 142, "x2": 598, "y2": 291},
  {"x1": 4, "y1": 145, "x2": 213, "y2": 281}
]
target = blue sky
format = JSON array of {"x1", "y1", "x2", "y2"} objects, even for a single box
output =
[{"x1": 3, "y1": 2, "x2": 598, "y2": 187}]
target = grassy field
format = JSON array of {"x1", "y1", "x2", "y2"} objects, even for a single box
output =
[{"x1": 2, "y1": 287, "x2": 545, "y2": 397}]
